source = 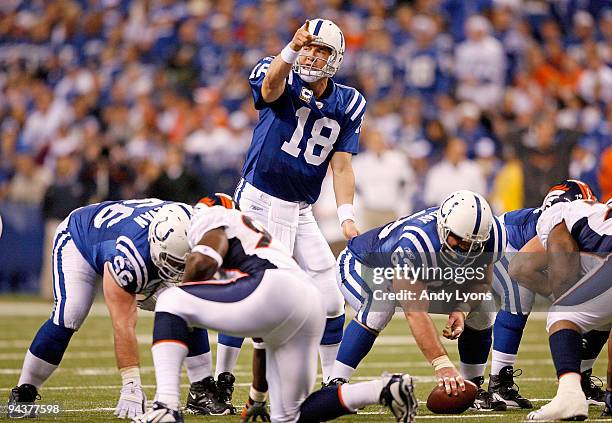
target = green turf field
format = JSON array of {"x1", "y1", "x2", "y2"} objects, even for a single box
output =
[{"x1": 0, "y1": 298, "x2": 608, "y2": 422}]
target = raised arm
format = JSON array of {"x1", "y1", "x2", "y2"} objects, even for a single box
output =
[{"x1": 261, "y1": 20, "x2": 315, "y2": 103}]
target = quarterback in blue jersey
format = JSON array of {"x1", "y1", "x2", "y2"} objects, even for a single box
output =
[
  {"x1": 7, "y1": 200, "x2": 220, "y2": 419},
  {"x1": 526, "y1": 198, "x2": 612, "y2": 420},
  {"x1": 220, "y1": 18, "x2": 366, "y2": 409},
  {"x1": 330, "y1": 190, "x2": 506, "y2": 406},
  {"x1": 487, "y1": 180, "x2": 608, "y2": 409}
]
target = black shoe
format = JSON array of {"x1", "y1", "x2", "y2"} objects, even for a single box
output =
[
  {"x1": 185, "y1": 376, "x2": 230, "y2": 415},
  {"x1": 488, "y1": 366, "x2": 533, "y2": 409},
  {"x1": 581, "y1": 369, "x2": 606, "y2": 406},
  {"x1": 8, "y1": 384, "x2": 40, "y2": 418},
  {"x1": 602, "y1": 390, "x2": 611, "y2": 416},
  {"x1": 215, "y1": 372, "x2": 237, "y2": 415},
  {"x1": 322, "y1": 377, "x2": 348, "y2": 388},
  {"x1": 470, "y1": 377, "x2": 507, "y2": 411}
]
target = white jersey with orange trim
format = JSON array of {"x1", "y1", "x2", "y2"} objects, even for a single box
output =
[
  {"x1": 188, "y1": 205, "x2": 301, "y2": 275},
  {"x1": 537, "y1": 200, "x2": 612, "y2": 254}
]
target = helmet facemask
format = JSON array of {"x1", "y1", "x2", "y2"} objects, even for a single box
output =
[
  {"x1": 148, "y1": 204, "x2": 193, "y2": 283},
  {"x1": 438, "y1": 225, "x2": 486, "y2": 267},
  {"x1": 293, "y1": 42, "x2": 338, "y2": 82}
]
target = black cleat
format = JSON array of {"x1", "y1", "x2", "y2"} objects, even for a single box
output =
[
  {"x1": 581, "y1": 369, "x2": 606, "y2": 406},
  {"x1": 322, "y1": 377, "x2": 348, "y2": 388},
  {"x1": 185, "y1": 376, "x2": 230, "y2": 415},
  {"x1": 470, "y1": 377, "x2": 507, "y2": 411},
  {"x1": 8, "y1": 384, "x2": 40, "y2": 418},
  {"x1": 379, "y1": 373, "x2": 418, "y2": 423},
  {"x1": 488, "y1": 366, "x2": 533, "y2": 409},
  {"x1": 602, "y1": 390, "x2": 611, "y2": 416},
  {"x1": 215, "y1": 372, "x2": 237, "y2": 415}
]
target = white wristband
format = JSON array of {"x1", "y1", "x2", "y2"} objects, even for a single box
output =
[
  {"x1": 337, "y1": 204, "x2": 356, "y2": 224},
  {"x1": 431, "y1": 355, "x2": 455, "y2": 371},
  {"x1": 280, "y1": 43, "x2": 299, "y2": 64},
  {"x1": 192, "y1": 245, "x2": 223, "y2": 268},
  {"x1": 120, "y1": 366, "x2": 141, "y2": 386}
]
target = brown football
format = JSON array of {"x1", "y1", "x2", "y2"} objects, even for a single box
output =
[{"x1": 426, "y1": 379, "x2": 478, "y2": 414}]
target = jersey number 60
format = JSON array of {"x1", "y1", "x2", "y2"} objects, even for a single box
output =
[{"x1": 281, "y1": 106, "x2": 340, "y2": 166}]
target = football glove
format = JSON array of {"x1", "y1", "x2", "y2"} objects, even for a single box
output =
[
  {"x1": 115, "y1": 382, "x2": 146, "y2": 419},
  {"x1": 240, "y1": 398, "x2": 270, "y2": 422}
]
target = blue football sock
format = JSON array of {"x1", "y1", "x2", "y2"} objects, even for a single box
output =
[
  {"x1": 153, "y1": 312, "x2": 189, "y2": 345},
  {"x1": 29, "y1": 319, "x2": 74, "y2": 365},
  {"x1": 493, "y1": 310, "x2": 529, "y2": 355},
  {"x1": 187, "y1": 327, "x2": 210, "y2": 357},
  {"x1": 550, "y1": 329, "x2": 582, "y2": 378},
  {"x1": 459, "y1": 325, "x2": 492, "y2": 365},
  {"x1": 336, "y1": 320, "x2": 377, "y2": 369},
  {"x1": 321, "y1": 314, "x2": 345, "y2": 345},
  {"x1": 218, "y1": 334, "x2": 244, "y2": 348},
  {"x1": 298, "y1": 386, "x2": 352, "y2": 422}
]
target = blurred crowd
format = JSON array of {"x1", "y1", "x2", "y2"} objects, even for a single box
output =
[{"x1": 0, "y1": 0, "x2": 611, "y2": 237}]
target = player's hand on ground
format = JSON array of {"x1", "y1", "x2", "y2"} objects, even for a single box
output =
[
  {"x1": 443, "y1": 311, "x2": 465, "y2": 340},
  {"x1": 115, "y1": 382, "x2": 146, "y2": 419},
  {"x1": 341, "y1": 220, "x2": 360, "y2": 240},
  {"x1": 241, "y1": 399, "x2": 271, "y2": 422},
  {"x1": 435, "y1": 366, "x2": 465, "y2": 397},
  {"x1": 290, "y1": 20, "x2": 316, "y2": 51}
]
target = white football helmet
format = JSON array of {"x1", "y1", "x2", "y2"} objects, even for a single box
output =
[
  {"x1": 148, "y1": 203, "x2": 193, "y2": 283},
  {"x1": 436, "y1": 190, "x2": 493, "y2": 267},
  {"x1": 293, "y1": 18, "x2": 345, "y2": 82}
]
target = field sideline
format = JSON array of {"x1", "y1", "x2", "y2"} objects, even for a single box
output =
[{"x1": 0, "y1": 297, "x2": 608, "y2": 422}]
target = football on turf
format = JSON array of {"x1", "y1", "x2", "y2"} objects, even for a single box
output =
[{"x1": 426, "y1": 379, "x2": 478, "y2": 414}]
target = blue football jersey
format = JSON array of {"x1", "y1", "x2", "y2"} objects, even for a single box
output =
[
  {"x1": 347, "y1": 207, "x2": 506, "y2": 278},
  {"x1": 242, "y1": 56, "x2": 366, "y2": 204},
  {"x1": 67, "y1": 198, "x2": 174, "y2": 294},
  {"x1": 501, "y1": 207, "x2": 541, "y2": 252}
]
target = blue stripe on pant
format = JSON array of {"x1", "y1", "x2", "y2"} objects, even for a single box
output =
[{"x1": 51, "y1": 231, "x2": 70, "y2": 327}]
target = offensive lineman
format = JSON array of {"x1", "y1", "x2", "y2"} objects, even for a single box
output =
[
  {"x1": 218, "y1": 18, "x2": 366, "y2": 410},
  {"x1": 330, "y1": 190, "x2": 506, "y2": 409},
  {"x1": 134, "y1": 201, "x2": 417, "y2": 423},
  {"x1": 486, "y1": 180, "x2": 607, "y2": 408},
  {"x1": 7, "y1": 199, "x2": 219, "y2": 419},
  {"x1": 526, "y1": 198, "x2": 612, "y2": 420}
]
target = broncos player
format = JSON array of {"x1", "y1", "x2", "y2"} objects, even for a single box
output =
[
  {"x1": 526, "y1": 198, "x2": 612, "y2": 420},
  {"x1": 487, "y1": 180, "x2": 608, "y2": 409},
  {"x1": 134, "y1": 200, "x2": 417, "y2": 423},
  {"x1": 329, "y1": 190, "x2": 506, "y2": 409},
  {"x1": 7, "y1": 199, "x2": 219, "y2": 419},
  {"x1": 219, "y1": 18, "x2": 366, "y2": 408}
]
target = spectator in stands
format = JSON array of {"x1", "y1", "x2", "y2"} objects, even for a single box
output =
[
  {"x1": 455, "y1": 15, "x2": 506, "y2": 109},
  {"x1": 146, "y1": 145, "x2": 207, "y2": 204},
  {"x1": 6, "y1": 149, "x2": 50, "y2": 205},
  {"x1": 423, "y1": 137, "x2": 486, "y2": 207},
  {"x1": 353, "y1": 128, "x2": 415, "y2": 230},
  {"x1": 509, "y1": 116, "x2": 579, "y2": 207}
]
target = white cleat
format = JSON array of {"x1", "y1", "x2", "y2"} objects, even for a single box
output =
[
  {"x1": 379, "y1": 373, "x2": 418, "y2": 423},
  {"x1": 527, "y1": 391, "x2": 588, "y2": 421},
  {"x1": 131, "y1": 401, "x2": 183, "y2": 423}
]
